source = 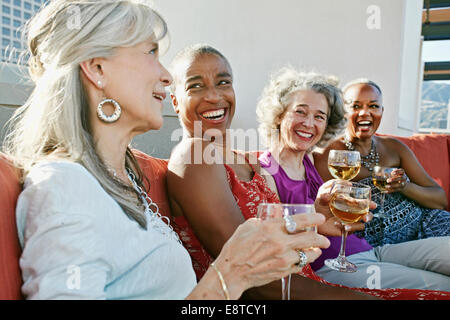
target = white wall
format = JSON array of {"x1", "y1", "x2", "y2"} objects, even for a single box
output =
[{"x1": 153, "y1": 0, "x2": 423, "y2": 137}]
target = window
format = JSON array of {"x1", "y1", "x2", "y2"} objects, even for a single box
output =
[
  {"x1": 2, "y1": 27, "x2": 11, "y2": 36},
  {"x1": 13, "y1": 20, "x2": 21, "y2": 28},
  {"x1": 12, "y1": 40, "x2": 21, "y2": 49},
  {"x1": 13, "y1": 0, "x2": 21, "y2": 7},
  {"x1": 24, "y1": 2, "x2": 32, "y2": 10},
  {"x1": 2, "y1": 16, "x2": 11, "y2": 25},
  {"x1": 420, "y1": 79, "x2": 450, "y2": 133},
  {"x1": 13, "y1": 9, "x2": 20, "y2": 18},
  {"x1": 13, "y1": 30, "x2": 21, "y2": 39},
  {"x1": 419, "y1": 3, "x2": 450, "y2": 134},
  {"x1": 2, "y1": 38, "x2": 11, "y2": 46},
  {"x1": 2, "y1": 5, "x2": 11, "y2": 14},
  {"x1": 24, "y1": 12, "x2": 31, "y2": 19}
]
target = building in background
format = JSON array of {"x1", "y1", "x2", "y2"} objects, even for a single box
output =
[{"x1": 1, "y1": 0, "x2": 47, "y2": 63}]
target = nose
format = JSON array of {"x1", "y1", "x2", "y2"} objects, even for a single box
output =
[
  {"x1": 160, "y1": 63, "x2": 173, "y2": 87},
  {"x1": 301, "y1": 114, "x2": 314, "y2": 128},
  {"x1": 204, "y1": 86, "x2": 221, "y2": 103},
  {"x1": 358, "y1": 105, "x2": 370, "y2": 116}
]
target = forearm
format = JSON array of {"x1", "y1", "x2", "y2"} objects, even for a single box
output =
[
  {"x1": 401, "y1": 183, "x2": 448, "y2": 209},
  {"x1": 186, "y1": 257, "x2": 247, "y2": 300}
]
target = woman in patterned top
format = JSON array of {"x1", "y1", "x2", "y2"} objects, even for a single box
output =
[{"x1": 314, "y1": 79, "x2": 450, "y2": 247}]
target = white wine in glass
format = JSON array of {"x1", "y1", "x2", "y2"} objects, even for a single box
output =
[
  {"x1": 324, "y1": 181, "x2": 371, "y2": 273},
  {"x1": 372, "y1": 166, "x2": 398, "y2": 218},
  {"x1": 328, "y1": 150, "x2": 361, "y2": 180}
]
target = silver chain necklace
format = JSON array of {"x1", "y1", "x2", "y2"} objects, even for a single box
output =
[
  {"x1": 127, "y1": 169, "x2": 182, "y2": 244},
  {"x1": 343, "y1": 137, "x2": 380, "y2": 172}
]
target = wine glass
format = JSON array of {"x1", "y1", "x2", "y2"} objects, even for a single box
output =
[
  {"x1": 324, "y1": 181, "x2": 371, "y2": 273},
  {"x1": 372, "y1": 166, "x2": 397, "y2": 218},
  {"x1": 328, "y1": 150, "x2": 361, "y2": 181},
  {"x1": 257, "y1": 203, "x2": 316, "y2": 300}
]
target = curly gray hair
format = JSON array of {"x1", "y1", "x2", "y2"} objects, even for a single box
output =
[{"x1": 256, "y1": 67, "x2": 346, "y2": 149}]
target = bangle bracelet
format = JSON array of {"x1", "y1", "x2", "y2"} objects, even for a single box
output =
[{"x1": 210, "y1": 261, "x2": 230, "y2": 300}]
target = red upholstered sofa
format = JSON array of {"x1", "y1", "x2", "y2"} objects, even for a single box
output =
[
  {"x1": 1, "y1": 134, "x2": 449, "y2": 300},
  {"x1": 379, "y1": 133, "x2": 450, "y2": 211}
]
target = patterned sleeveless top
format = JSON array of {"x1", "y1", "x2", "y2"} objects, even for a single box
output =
[{"x1": 355, "y1": 176, "x2": 450, "y2": 247}]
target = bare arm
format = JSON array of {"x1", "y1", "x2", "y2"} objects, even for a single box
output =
[
  {"x1": 168, "y1": 140, "x2": 245, "y2": 257},
  {"x1": 388, "y1": 138, "x2": 447, "y2": 209}
]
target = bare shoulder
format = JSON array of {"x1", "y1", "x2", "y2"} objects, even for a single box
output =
[
  {"x1": 168, "y1": 138, "x2": 218, "y2": 171},
  {"x1": 313, "y1": 138, "x2": 345, "y2": 162},
  {"x1": 376, "y1": 135, "x2": 412, "y2": 156}
]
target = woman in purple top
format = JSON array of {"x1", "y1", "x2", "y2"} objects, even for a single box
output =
[{"x1": 256, "y1": 67, "x2": 450, "y2": 290}]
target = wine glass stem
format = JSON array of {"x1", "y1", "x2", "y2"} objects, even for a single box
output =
[
  {"x1": 380, "y1": 192, "x2": 386, "y2": 215},
  {"x1": 338, "y1": 226, "x2": 349, "y2": 260},
  {"x1": 281, "y1": 276, "x2": 291, "y2": 300}
]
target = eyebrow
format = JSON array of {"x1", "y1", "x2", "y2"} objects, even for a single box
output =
[
  {"x1": 296, "y1": 104, "x2": 327, "y2": 115},
  {"x1": 351, "y1": 100, "x2": 380, "y2": 103},
  {"x1": 185, "y1": 75, "x2": 203, "y2": 83},
  {"x1": 185, "y1": 72, "x2": 232, "y2": 84}
]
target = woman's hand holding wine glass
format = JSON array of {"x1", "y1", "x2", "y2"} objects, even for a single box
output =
[
  {"x1": 372, "y1": 166, "x2": 406, "y2": 218},
  {"x1": 323, "y1": 181, "x2": 371, "y2": 273}
]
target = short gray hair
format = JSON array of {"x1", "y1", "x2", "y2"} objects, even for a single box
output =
[
  {"x1": 256, "y1": 67, "x2": 346, "y2": 149},
  {"x1": 342, "y1": 78, "x2": 383, "y2": 97}
]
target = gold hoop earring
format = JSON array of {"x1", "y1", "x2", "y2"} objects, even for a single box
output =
[{"x1": 97, "y1": 98, "x2": 121, "y2": 123}]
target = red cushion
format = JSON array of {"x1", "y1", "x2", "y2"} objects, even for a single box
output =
[
  {"x1": 133, "y1": 150, "x2": 172, "y2": 219},
  {"x1": 380, "y1": 134, "x2": 450, "y2": 210},
  {"x1": 0, "y1": 153, "x2": 23, "y2": 300}
]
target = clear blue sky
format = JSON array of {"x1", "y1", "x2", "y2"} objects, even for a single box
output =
[{"x1": 422, "y1": 40, "x2": 450, "y2": 62}]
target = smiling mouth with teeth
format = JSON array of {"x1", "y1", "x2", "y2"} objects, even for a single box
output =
[
  {"x1": 357, "y1": 120, "x2": 373, "y2": 128},
  {"x1": 201, "y1": 108, "x2": 226, "y2": 120},
  {"x1": 296, "y1": 131, "x2": 313, "y2": 139},
  {"x1": 153, "y1": 93, "x2": 164, "y2": 101}
]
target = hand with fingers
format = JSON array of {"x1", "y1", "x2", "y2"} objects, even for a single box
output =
[
  {"x1": 385, "y1": 168, "x2": 409, "y2": 193},
  {"x1": 314, "y1": 179, "x2": 376, "y2": 237},
  {"x1": 212, "y1": 213, "x2": 330, "y2": 298}
]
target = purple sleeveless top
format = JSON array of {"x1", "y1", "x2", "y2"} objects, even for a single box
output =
[{"x1": 258, "y1": 151, "x2": 373, "y2": 271}]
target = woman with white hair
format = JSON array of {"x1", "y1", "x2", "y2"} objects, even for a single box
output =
[{"x1": 3, "y1": 0, "x2": 325, "y2": 300}]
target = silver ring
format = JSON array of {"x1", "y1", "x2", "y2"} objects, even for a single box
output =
[
  {"x1": 284, "y1": 214, "x2": 297, "y2": 234},
  {"x1": 296, "y1": 250, "x2": 308, "y2": 269}
]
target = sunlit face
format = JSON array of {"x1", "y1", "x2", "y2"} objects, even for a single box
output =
[
  {"x1": 101, "y1": 40, "x2": 172, "y2": 133},
  {"x1": 278, "y1": 89, "x2": 329, "y2": 152},
  {"x1": 171, "y1": 53, "x2": 235, "y2": 138},
  {"x1": 343, "y1": 83, "x2": 383, "y2": 140}
]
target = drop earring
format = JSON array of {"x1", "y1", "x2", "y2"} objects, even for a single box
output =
[{"x1": 96, "y1": 80, "x2": 121, "y2": 123}]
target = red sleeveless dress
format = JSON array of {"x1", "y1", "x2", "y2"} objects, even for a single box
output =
[{"x1": 171, "y1": 154, "x2": 450, "y2": 300}]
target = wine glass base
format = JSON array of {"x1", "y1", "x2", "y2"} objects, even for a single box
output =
[{"x1": 324, "y1": 257, "x2": 357, "y2": 273}]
